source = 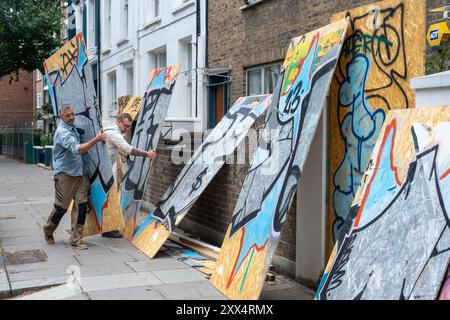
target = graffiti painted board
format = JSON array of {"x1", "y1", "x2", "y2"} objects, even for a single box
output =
[
  {"x1": 114, "y1": 96, "x2": 144, "y2": 192},
  {"x1": 132, "y1": 95, "x2": 272, "y2": 256},
  {"x1": 327, "y1": 0, "x2": 426, "y2": 254},
  {"x1": 317, "y1": 106, "x2": 450, "y2": 300},
  {"x1": 210, "y1": 19, "x2": 349, "y2": 300},
  {"x1": 120, "y1": 65, "x2": 180, "y2": 240},
  {"x1": 44, "y1": 33, "x2": 124, "y2": 236}
]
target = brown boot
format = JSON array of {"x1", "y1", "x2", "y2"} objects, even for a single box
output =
[
  {"x1": 70, "y1": 224, "x2": 87, "y2": 250},
  {"x1": 43, "y1": 222, "x2": 57, "y2": 245}
]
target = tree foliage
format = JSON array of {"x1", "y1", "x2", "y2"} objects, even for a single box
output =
[
  {"x1": 426, "y1": 41, "x2": 450, "y2": 75},
  {"x1": 0, "y1": 0, "x2": 62, "y2": 80}
]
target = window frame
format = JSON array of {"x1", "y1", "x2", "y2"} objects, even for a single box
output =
[
  {"x1": 36, "y1": 92, "x2": 43, "y2": 109},
  {"x1": 246, "y1": 62, "x2": 282, "y2": 96},
  {"x1": 108, "y1": 72, "x2": 117, "y2": 115}
]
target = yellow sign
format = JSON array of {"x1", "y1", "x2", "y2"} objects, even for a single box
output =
[{"x1": 427, "y1": 22, "x2": 450, "y2": 47}]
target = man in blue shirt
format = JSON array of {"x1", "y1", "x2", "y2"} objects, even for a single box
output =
[{"x1": 43, "y1": 105, "x2": 107, "y2": 250}]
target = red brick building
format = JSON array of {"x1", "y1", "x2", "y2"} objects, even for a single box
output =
[{"x1": 0, "y1": 70, "x2": 34, "y2": 127}]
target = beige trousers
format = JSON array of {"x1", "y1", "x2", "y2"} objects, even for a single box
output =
[{"x1": 43, "y1": 172, "x2": 90, "y2": 245}]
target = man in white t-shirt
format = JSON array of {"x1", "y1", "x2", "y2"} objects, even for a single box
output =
[{"x1": 103, "y1": 113, "x2": 156, "y2": 238}]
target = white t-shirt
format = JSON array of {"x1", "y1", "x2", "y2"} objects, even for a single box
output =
[{"x1": 104, "y1": 123, "x2": 133, "y2": 166}]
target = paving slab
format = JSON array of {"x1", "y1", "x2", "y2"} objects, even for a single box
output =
[
  {"x1": 125, "y1": 258, "x2": 190, "y2": 272},
  {"x1": 152, "y1": 268, "x2": 208, "y2": 284},
  {"x1": 12, "y1": 284, "x2": 84, "y2": 300},
  {"x1": 152, "y1": 281, "x2": 226, "y2": 300},
  {"x1": 7, "y1": 258, "x2": 81, "y2": 273},
  {"x1": 75, "y1": 252, "x2": 137, "y2": 266},
  {"x1": 87, "y1": 286, "x2": 166, "y2": 300},
  {"x1": 79, "y1": 262, "x2": 135, "y2": 277},
  {"x1": 122, "y1": 248, "x2": 155, "y2": 262},
  {"x1": 260, "y1": 275, "x2": 315, "y2": 300},
  {"x1": 80, "y1": 272, "x2": 162, "y2": 292},
  {"x1": 8, "y1": 265, "x2": 71, "y2": 282},
  {"x1": 10, "y1": 275, "x2": 68, "y2": 291},
  {"x1": 0, "y1": 271, "x2": 10, "y2": 294}
]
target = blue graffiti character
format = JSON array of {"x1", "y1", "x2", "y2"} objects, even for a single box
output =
[{"x1": 332, "y1": 54, "x2": 385, "y2": 241}]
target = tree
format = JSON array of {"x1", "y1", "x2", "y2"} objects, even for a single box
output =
[
  {"x1": 426, "y1": 41, "x2": 450, "y2": 75},
  {"x1": 0, "y1": 0, "x2": 62, "y2": 81}
]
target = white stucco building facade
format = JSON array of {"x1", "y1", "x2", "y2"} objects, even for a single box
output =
[{"x1": 99, "y1": 0, "x2": 207, "y2": 134}]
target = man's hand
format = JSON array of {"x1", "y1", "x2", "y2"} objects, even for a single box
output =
[
  {"x1": 95, "y1": 132, "x2": 108, "y2": 142},
  {"x1": 147, "y1": 149, "x2": 157, "y2": 160},
  {"x1": 78, "y1": 132, "x2": 108, "y2": 154}
]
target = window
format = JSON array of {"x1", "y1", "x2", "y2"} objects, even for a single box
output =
[
  {"x1": 44, "y1": 91, "x2": 50, "y2": 105},
  {"x1": 148, "y1": 47, "x2": 167, "y2": 72},
  {"x1": 37, "y1": 93, "x2": 42, "y2": 108},
  {"x1": 156, "y1": 51, "x2": 166, "y2": 68},
  {"x1": 62, "y1": 20, "x2": 68, "y2": 40},
  {"x1": 120, "y1": 0, "x2": 129, "y2": 40},
  {"x1": 36, "y1": 70, "x2": 42, "y2": 81},
  {"x1": 125, "y1": 65, "x2": 134, "y2": 95},
  {"x1": 246, "y1": 63, "x2": 281, "y2": 96},
  {"x1": 103, "y1": 0, "x2": 112, "y2": 49},
  {"x1": 148, "y1": 0, "x2": 160, "y2": 20},
  {"x1": 154, "y1": 0, "x2": 160, "y2": 18},
  {"x1": 87, "y1": 0, "x2": 96, "y2": 50},
  {"x1": 108, "y1": 72, "x2": 117, "y2": 115},
  {"x1": 179, "y1": 38, "x2": 193, "y2": 117}
]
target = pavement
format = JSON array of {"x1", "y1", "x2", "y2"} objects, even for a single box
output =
[{"x1": 0, "y1": 155, "x2": 315, "y2": 300}]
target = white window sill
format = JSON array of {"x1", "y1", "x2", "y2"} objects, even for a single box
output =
[
  {"x1": 172, "y1": 1, "x2": 195, "y2": 15},
  {"x1": 240, "y1": 0, "x2": 268, "y2": 10},
  {"x1": 116, "y1": 37, "x2": 129, "y2": 47},
  {"x1": 142, "y1": 17, "x2": 161, "y2": 30}
]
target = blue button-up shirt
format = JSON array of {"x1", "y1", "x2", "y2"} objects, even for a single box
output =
[{"x1": 53, "y1": 121, "x2": 84, "y2": 176}]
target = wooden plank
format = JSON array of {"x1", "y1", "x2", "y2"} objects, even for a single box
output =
[
  {"x1": 210, "y1": 19, "x2": 349, "y2": 300},
  {"x1": 326, "y1": 0, "x2": 426, "y2": 256},
  {"x1": 170, "y1": 232, "x2": 220, "y2": 260}
]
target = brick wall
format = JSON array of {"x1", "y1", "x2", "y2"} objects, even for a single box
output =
[
  {"x1": 0, "y1": 70, "x2": 34, "y2": 126},
  {"x1": 143, "y1": 0, "x2": 448, "y2": 271}
]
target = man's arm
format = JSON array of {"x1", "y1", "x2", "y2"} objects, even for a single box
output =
[
  {"x1": 107, "y1": 130, "x2": 156, "y2": 159},
  {"x1": 78, "y1": 132, "x2": 107, "y2": 154}
]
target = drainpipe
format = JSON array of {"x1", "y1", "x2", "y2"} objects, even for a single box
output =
[
  {"x1": 195, "y1": 0, "x2": 200, "y2": 119},
  {"x1": 96, "y1": 0, "x2": 102, "y2": 118}
]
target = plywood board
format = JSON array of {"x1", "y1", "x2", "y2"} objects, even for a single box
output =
[
  {"x1": 118, "y1": 95, "x2": 132, "y2": 114},
  {"x1": 317, "y1": 106, "x2": 450, "y2": 300},
  {"x1": 210, "y1": 19, "x2": 349, "y2": 300},
  {"x1": 131, "y1": 95, "x2": 272, "y2": 256},
  {"x1": 122, "y1": 96, "x2": 145, "y2": 120},
  {"x1": 120, "y1": 65, "x2": 180, "y2": 240},
  {"x1": 327, "y1": 0, "x2": 426, "y2": 255},
  {"x1": 44, "y1": 33, "x2": 124, "y2": 237}
]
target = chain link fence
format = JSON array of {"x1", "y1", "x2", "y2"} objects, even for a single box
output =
[{"x1": 0, "y1": 122, "x2": 53, "y2": 161}]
